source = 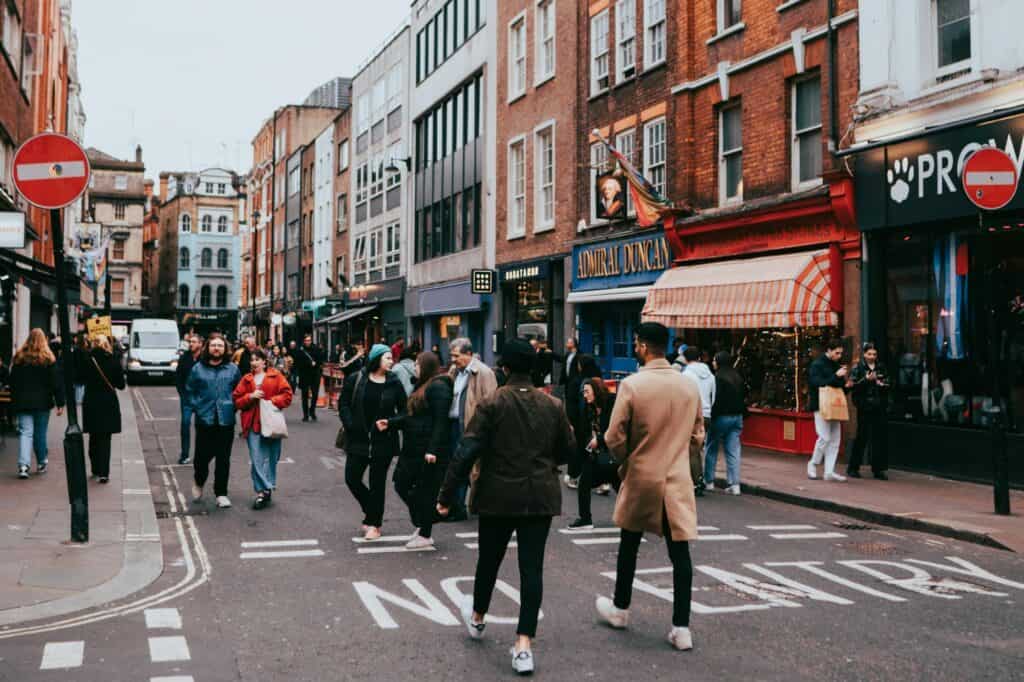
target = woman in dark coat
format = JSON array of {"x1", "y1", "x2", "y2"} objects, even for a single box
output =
[
  {"x1": 81, "y1": 335, "x2": 125, "y2": 483},
  {"x1": 387, "y1": 351, "x2": 454, "y2": 549},
  {"x1": 568, "y1": 376, "x2": 617, "y2": 529},
  {"x1": 565, "y1": 354, "x2": 603, "y2": 489}
]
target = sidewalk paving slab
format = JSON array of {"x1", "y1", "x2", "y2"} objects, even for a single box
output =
[
  {"x1": 0, "y1": 393, "x2": 163, "y2": 627},
  {"x1": 719, "y1": 446, "x2": 1024, "y2": 552}
]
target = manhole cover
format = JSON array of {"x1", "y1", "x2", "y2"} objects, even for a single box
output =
[
  {"x1": 833, "y1": 521, "x2": 875, "y2": 531},
  {"x1": 843, "y1": 541, "x2": 898, "y2": 555}
]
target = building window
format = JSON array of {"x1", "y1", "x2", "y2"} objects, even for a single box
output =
[
  {"x1": 536, "y1": 0, "x2": 555, "y2": 83},
  {"x1": 792, "y1": 76, "x2": 823, "y2": 188},
  {"x1": 217, "y1": 183, "x2": 226, "y2": 194},
  {"x1": 201, "y1": 215, "x2": 212, "y2": 232},
  {"x1": 201, "y1": 248, "x2": 212, "y2": 268},
  {"x1": 112, "y1": 238, "x2": 125, "y2": 260},
  {"x1": 508, "y1": 137, "x2": 526, "y2": 238},
  {"x1": 643, "y1": 117, "x2": 666, "y2": 199},
  {"x1": 589, "y1": 141, "x2": 610, "y2": 224},
  {"x1": 216, "y1": 285, "x2": 228, "y2": 308},
  {"x1": 352, "y1": 234, "x2": 367, "y2": 283},
  {"x1": 217, "y1": 248, "x2": 229, "y2": 269},
  {"x1": 936, "y1": 0, "x2": 971, "y2": 75},
  {"x1": 535, "y1": 123, "x2": 555, "y2": 230},
  {"x1": 644, "y1": 0, "x2": 666, "y2": 68},
  {"x1": 114, "y1": 175, "x2": 127, "y2": 190},
  {"x1": 337, "y1": 139, "x2": 349, "y2": 173},
  {"x1": 337, "y1": 194, "x2": 348, "y2": 232},
  {"x1": 111, "y1": 279, "x2": 126, "y2": 305},
  {"x1": 357, "y1": 93, "x2": 370, "y2": 136},
  {"x1": 717, "y1": 0, "x2": 742, "y2": 33},
  {"x1": 1, "y1": 4, "x2": 22, "y2": 76},
  {"x1": 288, "y1": 166, "x2": 300, "y2": 196},
  {"x1": 508, "y1": 14, "x2": 527, "y2": 100},
  {"x1": 720, "y1": 104, "x2": 743, "y2": 203},
  {"x1": 114, "y1": 201, "x2": 126, "y2": 220},
  {"x1": 204, "y1": 182, "x2": 213, "y2": 193},
  {"x1": 181, "y1": 214, "x2": 191, "y2": 233},
  {"x1": 616, "y1": 0, "x2": 636, "y2": 81},
  {"x1": 387, "y1": 61, "x2": 403, "y2": 112},
  {"x1": 336, "y1": 256, "x2": 346, "y2": 286},
  {"x1": 199, "y1": 285, "x2": 211, "y2": 308},
  {"x1": 385, "y1": 222, "x2": 401, "y2": 273},
  {"x1": 179, "y1": 247, "x2": 190, "y2": 269},
  {"x1": 368, "y1": 229, "x2": 383, "y2": 279},
  {"x1": 179, "y1": 284, "x2": 189, "y2": 308},
  {"x1": 386, "y1": 141, "x2": 403, "y2": 190},
  {"x1": 217, "y1": 215, "x2": 228, "y2": 233},
  {"x1": 372, "y1": 76, "x2": 386, "y2": 124},
  {"x1": 590, "y1": 10, "x2": 610, "y2": 95},
  {"x1": 615, "y1": 128, "x2": 635, "y2": 215}
]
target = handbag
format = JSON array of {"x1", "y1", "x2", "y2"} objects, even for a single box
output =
[
  {"x1": 591, "y1": 445, "x2": 619, "y2": 487},
  {"x1": 259, "y1": 398, "x2": 288, "y2": 439},
  {"x1": 818, "y1": 386, "x2": 850, "y2": 422},
  {"x1": 91, "y1": 357, "x2": 117, "y2": 393},
  {"x1": 335, "y1": 423, "x2": 347, "y2": 450}
]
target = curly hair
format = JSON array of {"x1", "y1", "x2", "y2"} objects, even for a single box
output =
[{"x1": 14, "y1": 328, "x2": 56, "y2": 366}]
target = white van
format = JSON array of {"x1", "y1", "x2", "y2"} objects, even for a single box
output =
[{"x1": 125, "y1": 318, "x2": 181, "y2": 384}]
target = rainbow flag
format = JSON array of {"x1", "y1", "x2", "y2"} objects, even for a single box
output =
[{"x1": 593, "y1": 129, "x2": 672, "y2": 227}]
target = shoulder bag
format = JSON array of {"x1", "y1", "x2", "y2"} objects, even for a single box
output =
[
  {"x1": 818, "y1": 386, "x2": 850, "y2": 422},
  {"x1": 260, "y1": 398, "x2": 289, "y2": 439},
  {"x1": 92, "y1": 357, "x2": 118, "y2": 393}
]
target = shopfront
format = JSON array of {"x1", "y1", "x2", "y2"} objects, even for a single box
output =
[
  {"x1": 855, "y1": 111, "x2": 1024, "y2": 485},
  {"x1": 569, "y1": 230, "x2": 671, "y2": 379},
  {"x1": 407, "y1": 279, "x2": 493, "y2": 364},
  {"x1": 498, "y1": 258, "x2": 565, "y2": 348},
  {"x1": 177, "y1": 310, "x2": 238, "y2": 339},
  {"x1": 644, "y1": 180, "x2": 860, "y2": 455},
  {"x1": 343, "y1": 278, "x2": 406, "y2": 347}
]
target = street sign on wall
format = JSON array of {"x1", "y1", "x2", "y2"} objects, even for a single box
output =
[
  {"x1": 961, "y1": 147, "x2": 1019, "y2": 211},
  {"x1": 12, "y1": 133, "x2": 91, "y2": 210},
  {"x1": 0, "y1": 211, "x2": 26, "y2": 248}
]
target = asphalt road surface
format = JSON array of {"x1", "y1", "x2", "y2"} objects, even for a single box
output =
[{"x1": 1, "y1": 384, "x2": 1022, "y2": 681}]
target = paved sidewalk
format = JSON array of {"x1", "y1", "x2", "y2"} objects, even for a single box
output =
[
  {"x1": 717, "y1": 446, "x2": 1024, "y2": 552},
  {"x1": 0, "y1": 394, "x2": 162, "y2": 627}
]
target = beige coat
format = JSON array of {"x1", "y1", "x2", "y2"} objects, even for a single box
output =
[
  {"x1": 605, "y1": 358, "x2": 704, "y2": 540},
  {"x1": 449, "y1": 357, "x2": 497, "y2": 427}
]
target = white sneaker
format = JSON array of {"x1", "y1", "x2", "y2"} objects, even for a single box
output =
[
  {"x1": 595, "y1": 483, "x2": 612, "y2": 496},
  {"x1": 667, "y1": 626, "x2": 693, "y2": 651},
  {"x1": 510, "y1": 647, "x2": 535, "y2": 675},
  {"x1": 806, "y1": 462, "x2": 818, "y2": 480},
  {"x1": 460, "y1": 597, "x2": 485, "y2": 640},
  {"x1": 824, "y1": 472, "x2": 847, "y2": 482},
  {"x1": 566, "y1": 476, "x2": 579, "y2": 490},
  {"x1": 215, "y1": 495, "x2": 232, "y2": 508},
  {"x1": 191, "y1": 484, "x2": 203, "y2": 502},
  {"x1": 596, "y1": 596, "x2": 629, "y2": 629},
  {"x1": 405, "y1": 535, "x2": 434, "y2": 550},
  {"x1": 725, "y1": 484, "x2": 741, "y2": 495}
]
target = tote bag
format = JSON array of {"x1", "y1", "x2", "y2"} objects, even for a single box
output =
[
  {"x1": 259, "y1": 399, "x2": 289, "y2": 439},
  {"x1": 818, "y1": 386, "x2": 850, "y2": 422}
]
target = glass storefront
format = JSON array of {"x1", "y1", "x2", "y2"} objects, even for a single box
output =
[{"x1": 513, "y1": 281, "x2": 549, "y2": 342}]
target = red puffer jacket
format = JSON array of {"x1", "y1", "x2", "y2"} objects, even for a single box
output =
[{"x1": 232, "y1": 369, "x2": 293, "y2": 436}]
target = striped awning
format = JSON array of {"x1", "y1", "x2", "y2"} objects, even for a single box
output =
[{"x1": 642, "y1": 249, "x2": 838, "y2": 329}]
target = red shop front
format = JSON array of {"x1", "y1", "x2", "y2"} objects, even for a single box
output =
[{"x1": 644, "y1": 179, "x2": 860, "y2": 455}]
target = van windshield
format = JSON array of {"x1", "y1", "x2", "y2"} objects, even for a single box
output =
[{"x1": 133, "y1": 332, "x2": 179, "y2": 349}]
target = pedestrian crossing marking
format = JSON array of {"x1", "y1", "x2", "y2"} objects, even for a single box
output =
[
  {"x1": 241, "y1": 539, "x2": 318, "y2": 548},
  {"x1": 464, "y1": 542, "x2": 517, "y2": 549},
  {"x1": 240, "y1": 549, "x2": 326, "y2": 559},
  {"x1": 559, "y1": 526, "x2": 619, "y2": 535},
  {"x1": 357, "y1": 545, "x2": 438, "y2": 554},
  {"x1": 148, "y1": 635, "x2": 191, "y2": 662},
  {"x1": 151, "y1": 676, "x2": 195, "y2": 682},
  {"x1": 770, "y1": 532, "x2": 847, "y2": 540},
  {"x1": 699, "y1": 534, "x2": 749, "y2": 541},
  {"x1": 144, "y1": 608, "x2": 182, "y2": 630},
  {"x1": 352, "y1": 534, "x2": 418, "y2": 544},
  {"x1": 747, "y1": 524, "x2": 817, "y2": 531},
  {"x1": 40, "y1": 641, "x2": 84, "y2": 670},
  {"x1": 455, "y1": 532, "x2": 478, "y2": 538},
  {"x1": 281, "y1": 457, "x2": 296, "y2": 464},
  {"x1": 572, "y1": 537, "x2": 646, "y2": 546}
]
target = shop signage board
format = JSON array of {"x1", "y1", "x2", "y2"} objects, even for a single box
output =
[
  {"x1": 571, "y1": 231, "x2": 671, "y2": 293},
  {"x1": 0, "y1": 211, "x2": 26, "y2": 248},
  {"x1": 86, "y1": 315, "x2": 112, "y2": 341},
  {"x1": 499, "y1": 260, "x2": 550, "y2": 284},
  {"x1": 12, "y1": 133, "x2": 91, "y2": 209},
  {"x1": 470, "y1": 269, "x2": 496, "y2": 294},
  {"x1": 961, "y1": 147, "x2": 1019, "y2": 210},
  {"x1": 855, "y1": 111, "x2": 1024, "y2": 230}
]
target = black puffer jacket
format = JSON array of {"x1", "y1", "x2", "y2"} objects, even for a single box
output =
[
  {"x1": 806, "y1": 355, "x2": 845, "y2": 412},
  {"x1": 390, "y1": 376, "x2": 454, "y2": 462},
  {"x1": 338, "y1": 369, "x2": 406, "y2": 459},
  {"x1": 10, "y1": 361, "x2": 65, "y2": 413},
  {"x1": 82, "y1": 348, "x2": 125, "y2": 434}
]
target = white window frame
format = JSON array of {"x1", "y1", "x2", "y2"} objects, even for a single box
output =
[
  {"x1": 615, "y1": 128, "x2": 636, "y2": 216},
  {"x1": 337, "y1": 194, "x2": 348, "y2": 232},
  {"x1": 338, "y1": 139, "x2": 349, "y2": 172},
  {"x1": 534, "y1": 121, "x2": 556, "y2": 232},
  {"x1": 370, "y1": 153, "x2": 385, "y2": 199},
  {"x1": 386, "y1": 62, "x2": 403, "y2": 112},
  {"x1": 357, "y1": 93, "x2": 370, "y2": 135},
  {"x1": 386, "y1": 142, "x2": 403, "y2": 190},
  {"x1": 590, "y1": 9, "x2": 610, "y2": 96},
  {"x1": 643, "y1": 117, "x2": 666, "y2": 200},
  {"x1": 372, "y1": 77, "x2": 387, "y2": 123},
  {"x1": 201, "y1": 215, "x2": 212, "y2": 233},
  {"x1": 643, "y1": 0, "x2": 666, "y2": 69},
  {"x1": 616, "y1": 0, "x2": 636, "y2": 82},
  {"x1": 507, "y1": 134, "x2": 527, "y2": 239},
  {"x1": 352, "y1": 235, "x2": 368, "y2": 279},
  {"x1": 355, "y1": 163, "x2": 368, "y2": 205},
  {"x1": 535, "y1": 0, "x2": 556, "y2": 85},
  {"x1": 508, "y1": 11, "x2": 527, "y2": 102},
  {"x1": 716, "y1": 0, "x2": 742, "y2": 34},
  {"x1": 719, "y1": 104, "x2": 743, "y2": 205},
  {"x1": 217, "y1": 215, "x2": 229, "y2": 233},
  {"x1": 385, "y1": 221, "x2": 401, "y2": 268},
  {"x1": 368, "y1": 229, "x2": 383, "y2": 275},
  {"x1": 180, "y1": 214, "x2": 191, "y2": 233},
  {"x1": 114, "y1": 175, "x2": 127, "y2": 190},
  {"x1": 791, "y1": 75, "x2": 823, "y2": 191},
  {"x1": 1, "y1": 4, "x2": 22, "y2": 76},
  {"x1": 933, "y1": 0, "x2": 972, "y2": 79}
]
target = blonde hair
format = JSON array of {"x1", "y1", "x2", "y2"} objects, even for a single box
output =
[{"x1": 14, "y1": 328, "x2": 56, "y2": 366}]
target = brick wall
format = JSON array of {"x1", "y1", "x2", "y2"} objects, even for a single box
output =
[{"x1": 332, "y1": 111, "x2": 351, "y2": 288}]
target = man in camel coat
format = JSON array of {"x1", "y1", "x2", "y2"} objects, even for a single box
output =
[{"x1": 596, "y1": 321, "x2": 704, "y2": 652}]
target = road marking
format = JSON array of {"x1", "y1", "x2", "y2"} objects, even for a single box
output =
[
  {"x1": 357, "y1": 545, "x2": 437, "y2": 554},
  {"x1": 40, "y1": 641, "x2": 84, "y2": 669},
  {"x1": 906, "y1": 557, "x2": 1024, "y2": 591},
  {"x1": 352, "y1": 534, "x2": 416, "y2": 544},
  {"x1": 698, "y1": 534, "x2": 748, "y2": 541},
  {"x1": 281, "y1": 457, "x2": 296, "y2": 464},
  {"x1": 241, "y1": 539, "x2": 319, "y2": 548},
  {"x1": 151, "y1": 677, "x2": 194, "y2": 682},
  {"x1": 124, "y1": 489, "x2": 153, "y2": 495},
  {"x1": 558, "y1": 526, "x2": 619, "y2": 535},
  {"x1": 134, "y1": 388, "x2": 156, "y2": 421},
  {"x1": 144, "y1": 608, "x2": 182, "y2": 630},
  {"x1": 320, "y1": 456, "x2": 339, "y2": 470},
  {"x1": 240, "y1": 549, "x2": 326, "y2": 559},
  {"x1": 353, "y1": 579, "x2": 459, "y2": 629},
  {"x1": 769, "y1": 532, "x2": 847, "y2": 540},
  {"x1": 148, "y1": 635, "x2": 191, "y2": 662},
  {"x1": 464, "y1": 542, "x2": 517, "y2": 549},
  {"x1": 747, "y1": 524, "x2": 817, "y2": 531},
  {"x1": 764, "y1": 561, "x2": 906, "y2": 602},
  {"x1": 742, "y1": 564, "x2": 855, "y2": 605},
  {"x1": 440, "y1": 577, "x2": 543, "y2": 626},
  {"x1": 572, "y1": 537, "x2": 645, "y2": 546},
  {"x1": 455, "y1": 532, "x2": 478, "y2": 538}
]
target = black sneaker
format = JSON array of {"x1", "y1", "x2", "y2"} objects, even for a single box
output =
[
  {"x1": 694, "y1": 484, "x2": 704, "y2": 497},
  {"x1": 253, "y1": 492, "x2": 268, "y2": 510},
  {"x1": 17, "y1": 465, "x2": 29, "y2": 479},
  {"x1": 847, "y1": 469, "x2": 862, "y2": 478},
  {"x1": 873, "y1": 471, "x2": 888, "y2": 481},
  {"x1": 37, "y1": 462, "x2": 48, "y2": 475},
  {"x1": 178, "y1": 455, "x2": 190, "y2": 465},
  {"x1": 568, "y1": 518, "x2": 594, "y2": 530},
  {"x1": 98, "y1": 477, "x2": 109, "y2": 484},
  {"x1": 311, "y1": 414, "x2": 318, "y2": 422},
  {"x1": 302, "y1": 416, "x2": 310, "y2": 423}
]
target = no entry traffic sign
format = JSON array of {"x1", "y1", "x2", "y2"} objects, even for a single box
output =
[
  {"x1": 961, "y1": 147, "x2": 1020, "y2": 211},
  {"x1": 12, "y1": 133, "x2": 91, "y2": 210}
]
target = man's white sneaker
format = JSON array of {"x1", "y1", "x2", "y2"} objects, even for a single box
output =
[
  {"x1": 824, "y1": 472, "x2": 847, "y2": 482},
  {"x1": 725, "y1": 484, "x2": 741, "y2": 495},
  {"x1": 405, "y1": 535, "x2": 434, "y2": 550},
  {"x1": 566, "y1": 476, "x2": 579, "y2": 490},
  {"x1": 460, "y1": 597, "x2": 485, "y2": 640},
  {"x1": 191, "y1": 484, "x2": 203, "y2": 502},
  {"x1": 510, "y1": 647, "x2": 535, "y2": 675},
  {"x1": 667, "y1": 626, "x2": 693, "y2": 651},
  {"x1": 806, "y1": 462, "x2": 818, "y2": 480},
  {"x1": 215, "y1": 495, "x2": 232, "y2": 508},
  {"x1": 595, "y1": 596, "x2": 629, "y2": 629}
]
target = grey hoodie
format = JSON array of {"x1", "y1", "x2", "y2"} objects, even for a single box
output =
[
  {"x1": 682, "y1": 361, "x2": 716, "y2": 419},
  {"x1": 392, "y1": 358, "x2": 417, "y2": 397}
]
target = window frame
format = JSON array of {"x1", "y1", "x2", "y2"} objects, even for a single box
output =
[
  {"x1": 716, "y1": 0, "x2": 742, "y2": 34},
  {"x1": 588, "y1": 140, "x2": 610, "y2": 226},
  {"x1": 616, "y1": 0, "x2": 636, "y2": 82},
  {"x1": 217, "y1": 215, "x2": 228, "y2": 233},
  {"x1": 385, "y1": 221, "x2": 401, "y2": 269},
  {"x1": 534, "y1": 121, "x2": 556, "y2": 232},
  {"x1": 643, "y1": 0, "x2": 666, "y2": 70},
  {"x1": 215, "y1": 285, "x2": 228, "y2": 308},
  {"x1": 535, "y1": 0, "x2": 556, "y2": 86},
  {"x1": 643, "y1": 117, "x2": 666, "y2": 200},
  {"x1": 933, "y1": 0, "x2": 972, "y2": 78},
  {"x1": 200, "y1": 248, "x2": 212, "y2": 269},
  {"x1": 199, "y1": 285, "x2": 211, "y2": 309},
  {"x1": 179, "y1": 247, "x2": 190, "y2": 269},
  {"x1": 217, "y1": 248, "x2": 229, "y2": 269},
  {"x1": 719, "y1": 104, "x2": 743, "y2": 205},
  {"x1": 791, "y1": 75, "x2": 824, "y2": 191},
  {"x1": 507, "y1": 134, "x2": 527, "y2": 239},
  {"x1": 180, "y1": 214, "x2": 191, "y2": 233},
  {"x1": 337, "y1": 193, "x2": 348, "y2": 232},
  {"x1": 201, "y1": 215, "x2": 212, "y2": 232},
  {"x1": 337, "y1": 139, "x2": 349, "y2": 173},
  {"x1": 179, "y1": 284, "x2": 190, "y2": 308},
  {"x1": 615, "y1": 128, "x2": 636, "y2": 216},
  {"x1": 590, "y1": 9, "x2": 610, "y2": 96},
  {"x1": 508, "y1": 11, "x2": 527, "y2": 102},
  {"x1": 112, "y1": 238, "x2": 125, "y2": 261}
]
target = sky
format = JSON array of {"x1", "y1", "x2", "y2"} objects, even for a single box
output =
[{"x1": 74, "y1": 0, "x2": 410, "y2": 182}]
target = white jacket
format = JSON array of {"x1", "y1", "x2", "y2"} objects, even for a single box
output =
[{"x1": 682, "y1": 361, "x2": 715, "y2": 419}]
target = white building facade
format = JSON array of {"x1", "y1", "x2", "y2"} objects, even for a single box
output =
[{"x1": 313, "y1": 125, "x2": 334, "y2": 299}]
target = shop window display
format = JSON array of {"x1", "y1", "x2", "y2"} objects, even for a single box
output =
[{"x1": 515, "y1": 282, "x2": 549, "y2": 342}]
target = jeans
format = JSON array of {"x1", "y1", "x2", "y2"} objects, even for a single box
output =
[
  {"x1": 810, "y1": 412, "x2": 842, "y2": 475},
  {"x1": 194, "y1": 423, "x2": 235, "y2": 497},
  {"x1": 301, "y1": 376, "x2": 320, "y2": 419},
  {"x1": 246, "y1": 430, "x2": 282, "y2": 493},
  {"x1": 179, "y1": 400, "x2": 194, "y2": 461},
  {"x1": 345, "y1": 453, "x2": 392, "y2": 527},
  {"x1": 16, "y1": 410, "x2": 50, "y2": 469},
  {"x1": 473, "y1": 515, "x2": 552, "y2": 638},
  {"x1": 704, "y1": 415, "x2": 743, "y2": 487},
  {"x1": 449, "y1": 419, "x2": 468, "y2": 513},
  {"x1": 849, "y1": 409, "x2": 887, "y2": 474},
  {"x1": 613, "y1": 507, "x2": 693, "y2": 628},
  {"x1": 88, "y1": 434, "x2": 112, "y2": 478},
  {"x1": 393, "y1": 457, "x2": 443, "y2": 538}
]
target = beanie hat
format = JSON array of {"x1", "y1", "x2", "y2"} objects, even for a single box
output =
[
  {"x1": 368, "y1": 343, "x2": 391, "y2": 365},
  {"x1": 500, "y1": 338, "x2": 535, "y2": 375}
]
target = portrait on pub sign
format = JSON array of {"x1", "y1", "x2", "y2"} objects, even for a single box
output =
[{"x1": 596, "y1": 172, "x2": 626, "y2": 220}]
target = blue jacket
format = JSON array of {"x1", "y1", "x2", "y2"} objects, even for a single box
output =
[{"x1": 186, "y1": 359, "x2": 241, "y2": 426}]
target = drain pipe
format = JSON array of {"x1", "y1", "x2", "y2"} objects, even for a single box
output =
[{"x1": 827, "y1": 0, "x2": 839, "y2": 153}]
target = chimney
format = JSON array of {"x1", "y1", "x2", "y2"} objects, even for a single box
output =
[
  {"x1": 159, "y1": 174, "x2": 168, "y2": 203},
  {"x1": 135, "y1": 144, "x2": 142, "y2": 163},
  {"x1": 144, "y1": 179, "x2": 153, "y2": 199}
]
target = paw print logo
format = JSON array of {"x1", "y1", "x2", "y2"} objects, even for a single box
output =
[{"x1": 887, "y1": 157, "x2": 914, "y2": 204}]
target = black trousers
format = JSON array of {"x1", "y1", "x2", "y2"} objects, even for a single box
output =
[
  {"x1": 848, "y1": 410, "x2": 888, "y2": 474},
  {"x1": 614, "y1": 507, "x2": 693, "y2": 628},
  {"x1": 345, "y1": 453, "x2": 392, "y2": 527},
  {"x1": 194, "y1": 424, "x2": 235, "y2": 497},
  {"x1": 473, "y1": 515, "x2": 552, "y2": 638},
  {"x1": 88, "y1": 433, "x2": 112, "y2": 478},
  {"x1": 301, "y1": 375, "x2": 320, "y2": 418},
  {"x1": 577, "y1": 454, "x2": 594, "y2": 521},
  {"x1": 394, "y1": 457, "x2": 444, "y2": 538}
]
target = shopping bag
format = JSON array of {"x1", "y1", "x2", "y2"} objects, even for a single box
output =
[
  {"x1": 259, "y1": 399, "x2": 289, "y2": 439},
  {"x1": 818, "y1": 386, "x2": 850, "y2": 422}
]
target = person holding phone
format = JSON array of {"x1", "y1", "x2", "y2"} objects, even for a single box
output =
[
  {"x1": 806, "y1": 339, "x2": 851, "y2": 482},
  {"x1": 847, "y1": 342, "x2": 890, "y2": 480}
]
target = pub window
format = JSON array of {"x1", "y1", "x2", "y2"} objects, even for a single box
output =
[
  {"x1": 792, "y1": 75, "x2": 823, "y2": 189},
  {"x1": 719, "y1": 104, "x2": 743, "y2": 203},
  {"x1": 643, "y1": 117, "x2": 666, "y2": 199}
]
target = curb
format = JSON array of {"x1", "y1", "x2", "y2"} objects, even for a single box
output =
[
  {"x1": 723, "y1": 477, "x2": 1014, "y2": 553},
  {"x1": 0, "y1": 393, "x2": 164, "y2": 627}
]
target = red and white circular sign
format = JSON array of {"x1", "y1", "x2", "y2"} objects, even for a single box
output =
[
  {"x1": 12, "y1": 133, "x2": 91, "y2": 210},
  {"x1": 961, "y1": 147, "x2": 1020, "y2": 211}
]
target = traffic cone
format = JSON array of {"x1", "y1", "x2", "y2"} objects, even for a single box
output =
[{"x1": 316, "y1": 377, "x2": 328, "y2": 408}]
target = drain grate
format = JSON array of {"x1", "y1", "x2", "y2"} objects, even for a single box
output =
[
  {"x1": 843, "y1": 541, "x2": 898, "y2": 555},
  {"x1": 833, "y1": 521, "x2": 875, "y2": 531}
]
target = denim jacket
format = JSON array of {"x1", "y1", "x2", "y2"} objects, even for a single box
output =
[{"x1": 186, "y1": 360, "x2": 241, "y2": 427}]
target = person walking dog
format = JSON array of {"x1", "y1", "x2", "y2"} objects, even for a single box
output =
[{"x1": 233, "y1": 349, "x2": 293, "y2": 509}]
